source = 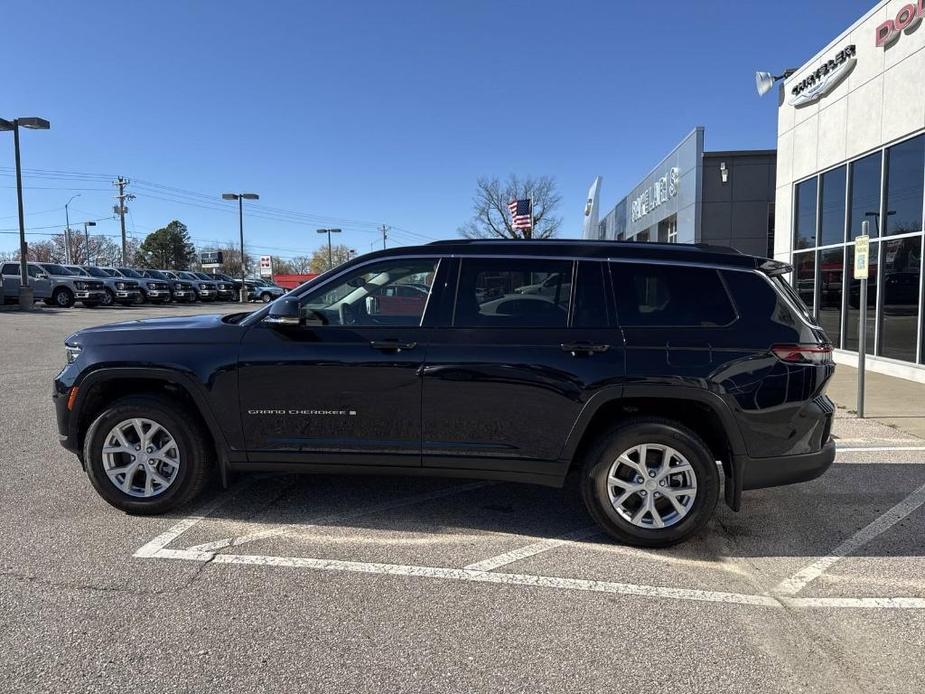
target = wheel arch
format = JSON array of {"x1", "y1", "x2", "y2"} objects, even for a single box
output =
[
  {"x1": 562, "y1": 386, "x2": 746, "y2": 510},
  {"x1": 71, "y1": 367, "x2": 230, "y2": 485}
]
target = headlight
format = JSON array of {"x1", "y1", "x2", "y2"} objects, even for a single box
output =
[
  {"x1": 115, "y1": 282, "x2": 126, "y2": 290},
  {"x1": 74, "y1": 281, "x2": 86, "y2": 290},
  {"x1": 65, "y1": 343, "x2": 81, "y2": 365},
  {"x1": 147, "y1": 282, "x2": 157, "y2": 289},
  {"x1": 200, "y1": 283, "x2": 208, "y2": 290}
]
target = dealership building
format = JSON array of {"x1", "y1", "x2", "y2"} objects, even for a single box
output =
[
  {"x1": 773, "y1": 0, "x2": 925, "y2": 381},
  {"x1": 584, "y1": 127, "x2": 777, "y2": 258}
]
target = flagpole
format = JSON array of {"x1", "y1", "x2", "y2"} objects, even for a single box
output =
[{"x1": 530, "y1": 195, "x2": 534, "y2": 239}]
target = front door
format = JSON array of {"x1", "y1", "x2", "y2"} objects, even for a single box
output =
[
  {"x1": 238, "y1": 256, "x2": 441, "y2": 467},
  {"x1": 421, "y1": 257, "x2": 623, "y2": 482}
]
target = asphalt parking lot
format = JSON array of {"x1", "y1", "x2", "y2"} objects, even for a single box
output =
[{"x1": 2, "y1": 304, "x2": 925, "y2": 693}]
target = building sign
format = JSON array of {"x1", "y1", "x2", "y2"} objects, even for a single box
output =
[
  {"x1": 259, "y1": 255, "x2": 273, "y2": 277},
  {"x1": 876, "y1": 1, "x2": 924, "y2": 47},
  {"x1": 631, "y1": 167, "x2": 679, "y2": 223},
  {"x1": 854, "y1": 235, "x2": 870, "y2": 280},
  {"x1": 200, "y1": 250, "x2": 224, "y2": 268},
  {"x1": 789, "y1": 45, "x2": 856, "y2": 107}
]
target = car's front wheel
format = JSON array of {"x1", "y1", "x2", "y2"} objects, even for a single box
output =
[
  {"x1": 260, "y1": 292, "x2": 273, "y2": 303},
  {"x1": 52, "y1": 287, "x2": 74, "y2": 308},
  {"x1": 102, "y1": 289, "x2": 115, "y2": 307},
  {"x1": 580, "y1": 418, "x2": 719, "y2": 547},
  {"x1": 83, "y1": 395, "x2": 212, "y2": 514}
]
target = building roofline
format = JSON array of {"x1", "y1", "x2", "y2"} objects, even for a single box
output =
[{"x1": 703, "y1": 149, "x2": 777, "y2": 157}]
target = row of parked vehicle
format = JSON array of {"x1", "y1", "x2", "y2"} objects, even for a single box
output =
[{"x1": 0, "y1": 262, "x2": 286, "y2": 308}]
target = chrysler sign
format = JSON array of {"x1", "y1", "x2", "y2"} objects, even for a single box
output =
[
  {"x1": 631, "y1": 167, "x2": 679, "y2": 223},
  {"x1": 789, "y1": 45, "x2": 856, "y2": 107}
]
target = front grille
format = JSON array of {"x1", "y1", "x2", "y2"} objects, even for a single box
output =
[
  {"x1": 176, "y1": 282, "x2": 192, "y2": 290},
  {"x1": 86, "y1": 281, "x2": 104, "y2": 290}
]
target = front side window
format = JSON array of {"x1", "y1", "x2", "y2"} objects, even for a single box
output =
[
  {"x1": 453, "y1": 258, "x2": 572, "y2": 328},
  {"x1": 610, "y1": 263, "x2": 735, "y2": 327},
  {"x1": 1, "y1": 263, "x2": 16, "y2": 275},
  {"x1": 301, "y1": 258, "x2": 437, "y2": 327}
]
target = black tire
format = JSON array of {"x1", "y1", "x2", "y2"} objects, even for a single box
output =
[
  {"x1": 102, "y1": 289, "x2": 115, "y2": 307},
  {"x1": 579, "y1": 418, "x2": 719, "y2": 548},
  {"x1": 137, "y1": 291, "x2": 148, "y2": 305},
  {"x1": 260, "y1": 292, "x2": 272, "y2": 303},
  {"x1": 83, "y1": 394, "x2": 213, "y2": 514},
  {"x1": 52, "y1": 287, "x2": 75, "y2": 308}
]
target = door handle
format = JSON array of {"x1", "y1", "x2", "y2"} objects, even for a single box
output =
[
  {"x1": 369, "y1": 340, "x2": 417, "y2": 352},
  {"x1": 561, "y1": 342, "x2": 610, "y2": 355}
]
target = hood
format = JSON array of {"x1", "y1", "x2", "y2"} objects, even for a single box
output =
[{"x1": 68, "y1": 313, "x2": 246, "y2": 346}]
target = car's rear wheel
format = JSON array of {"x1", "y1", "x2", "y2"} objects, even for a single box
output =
[
  {"x1": 260, "y1": 292, "x2": 272, "y2": 303},
  {"x1": 83, "y1": 395, "x2": 212, "y2": 514},
  {"x1": 580, "y1": 418, "x2": 719, "y2": 547},
  {"x1": 53, "y1": 287, "x2": 74, "y2": 308},
  {"x1": 102, "y1": 289, "x2": 115, "y2": 306}
]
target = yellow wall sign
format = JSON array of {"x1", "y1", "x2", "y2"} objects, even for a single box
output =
[{"x1": 854, "y1": 235, "x2": 870, "y2": 280}]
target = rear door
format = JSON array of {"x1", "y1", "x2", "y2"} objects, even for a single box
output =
[{"x1": 421, "y1": 256, "x2": 623, "y2": 481}]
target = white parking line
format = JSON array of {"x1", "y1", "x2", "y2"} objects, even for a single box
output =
[
  {"x1": 464, "y1": 526, "x2": 601, "y2": 571},
  {"x1": 186, "y1": 481, "x2": 496, "y2": 553},
  {"x1": 134, "y1": 493, "x2": 239, "y2": 558},
  {"x1": 139, "y1": 547, "x2": 925, "y2": 609},
  {"x1": 837, "y1": 446, "x2": 925, "y2": 452},
  {"x1": 773, "y1": 481, "x2": 925, "y2": 596}
]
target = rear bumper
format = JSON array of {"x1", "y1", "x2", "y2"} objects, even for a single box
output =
[{"x1": 728, "y1": 438, "x2": 836, "y2": 511}]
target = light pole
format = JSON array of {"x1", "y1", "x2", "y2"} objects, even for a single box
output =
[
  {"x1": 222, "y1": 192, "x2": 259, "y2": 302},
  {"x1": 83, "y1": 221, "x2": 97, "y2": 264},
  {"x1": 316, "y1": 228, "x2": 342, "y2": 270},
  {"x1": 64, "y1": 194, "x2": 81, "y2": 264},
  {"x1": 0, "y1": 116, "x2": 51, "y2": 309}
]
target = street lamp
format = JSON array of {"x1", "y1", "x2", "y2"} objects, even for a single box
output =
[
  {"x1": 755, "y1": 69, "x2": 797, "y2": 97},
  {"x1": 83, "y1": 221, "x2": 97, "y2": 264},
  {"x1": 64, "y1": 193, "x2": 81, "y2": 263},
  {"x1": 316, "y1": 228, "x2": 342, "y2": 270},
  {"x1": 0, "y1": 116, "x2": 51, "y2": 309},
  {"x1": 222, "y1": 192, "x2": 259, "y2": 302}
]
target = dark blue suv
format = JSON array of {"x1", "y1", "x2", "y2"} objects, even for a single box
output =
[{"x1": 53, "y1": 240, "x2": 835, "y2": 546}]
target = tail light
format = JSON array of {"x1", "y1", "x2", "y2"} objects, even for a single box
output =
[{"x1": 771, "y1": 343, "x2": 834, "y2": 365}]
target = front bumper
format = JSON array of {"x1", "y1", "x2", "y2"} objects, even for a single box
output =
[
  {"x1": 144, "y1": 289, "x2": 170, "y2": 300},
  {"x1": 197, "y1": 289, "x2": 216, "y2": 300},
  {"x1": 53, "y1": 378, "x2": 79, "y2": 454},
  {"x1": 76, "y1": 290, "x2": 106, "y2": 303},
  {"x1": 114, "y1": 289, "x2": 141, "y2": 301},
  {"x1": 172, "y1": 290, "x2": 194, "y2": 301}
]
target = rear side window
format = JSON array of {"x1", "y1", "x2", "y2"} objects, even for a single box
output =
[
  {"x1": 1, "y1": 263, "x2": 16, "y2": 275},
  {"x1": 610, "y1": 262, "x2": 736, "y2": 327},
  {"x1": 573, "y1": 261, "x2": 609, "y2": 328},
  {"x1": 454, "y1": 258, "x2": 572, "y2": 328}
]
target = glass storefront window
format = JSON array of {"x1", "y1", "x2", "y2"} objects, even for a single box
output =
[
  {"x1": 848, "y1": 152, "x2": 882, "y2": 239},
  {"x1": 885, "y1": 135, "x2": 924, "y2": 237},
  {"x1": 844, "y1": 244, "x2": 878, "y2": 353},
  {"x1": 819, "y1": 166, "x2": 846, "y2": 246},
  {"x1": 818, "y1": 247, "x2": 844, "y2": 348},
  {"x1": 794, "y1": 178, "x2": 817, "y2": 250},
  {"x1": 793, "y1": 251, "x2": 816, "y2": 316},
  {"x1": 879, "y1": 236, "x2": 922, "y2": 362}
]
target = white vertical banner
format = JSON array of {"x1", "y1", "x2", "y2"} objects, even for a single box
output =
[{"x1": 259, "y1": 255, "x2": 273, "y2": 277}]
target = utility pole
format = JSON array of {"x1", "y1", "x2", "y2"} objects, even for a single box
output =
[
  {"x1": 316, "y1": 228, "x2": 342, "y2": 270},
  {"x1": 379, "y1": 224, "x2": 389, "y2": 250},
  {"x1": 113, "y1": 177, "x2": 134, "y2": 265},
  {"x1": 64, "y1": 194, "x2": 80, "y2": 264}
]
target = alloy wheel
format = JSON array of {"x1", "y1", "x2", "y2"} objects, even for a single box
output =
[
  {"x1": 606, "y1": 443, "x2": 698, "y2": 529},
  {"x1": 101, "y1": 418, "x2": 181, "y2": 498}
]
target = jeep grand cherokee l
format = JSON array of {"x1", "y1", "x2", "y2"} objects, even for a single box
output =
[{"x1": 53, "y1": 240, "x2": 836, "y2": 546}]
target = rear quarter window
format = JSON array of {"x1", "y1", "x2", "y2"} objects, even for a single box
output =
[{"x1": 610, "y1": 263, "x2": 736, "y2": 327}]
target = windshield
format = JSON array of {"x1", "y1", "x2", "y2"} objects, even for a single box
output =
[
  {"x1": 116, "y1": 268, "x2": 143, "y2": 278},
  {"x1": 82, "y1": 266, "x2": 109, "y2": 278},
  {"x1": 41, "y1": 264, "x2": 73, "y2": 276},
  {"x1": 194, "y1": 272, "x2": 212, "y2": 280},
  {"x1": 178, "y1": 272, "x2": 198, "y2": 280},
  {"x1": 145, "y1": 270, "x2": 169, "y2": 280},
  {"x1": 100, "y1": 268, "x2": 118, "y2": 277},
  {"x1": 66, "y1": 266, "x2": 90, "y2": 276}
]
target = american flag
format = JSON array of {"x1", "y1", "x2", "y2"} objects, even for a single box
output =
[{"x1": 508, "y1": 198, "x2": 532, "y2": 230}]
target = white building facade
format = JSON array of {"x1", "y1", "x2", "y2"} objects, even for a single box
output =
[{"x1": 774, "y1": 0, "x2": 925, "y2": 381}]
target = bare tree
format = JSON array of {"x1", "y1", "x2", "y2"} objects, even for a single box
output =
[
  {"x1": 287, "y1": 255, "x2": 314, "y2": 274},
  {"x1": 459, "y1": 175, "x2": 562, "y2": 240}
]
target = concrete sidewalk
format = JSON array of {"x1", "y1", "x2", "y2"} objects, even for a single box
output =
[{"x1": 826, "y1": 364, "x2": 925, "y2": 439}]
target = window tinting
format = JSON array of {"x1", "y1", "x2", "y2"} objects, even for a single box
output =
[
  {"x1": 819, "y1": 166, "x2": 846, "y2": 246},
  {"x1": 885, "y1": 135, "x2": 924, "y2": 237},
  {"x1": 573, "y1": 261, "x2": 608, "y2": 328},
  {"x1": 610, "y1": 263, "x2": 735, "y2": 327},
  {"x1": 301, "y1": 258, "x2": 437, "y2": 327},
  {"x1": 794, "y1": 177, "x2": 817, "y2": 250},
  {"x1": 879, "y1": 236, "x2": 921, "y2": 362},
  {"x1": 848, "y1": 152, "x2": 882, "y2": 239},
  {"x1": 818, "y1": 247, "x2": 844, "y2": 348},
  {"x1": 454, "y1": 258, "x2": 571, "y2": 328},
  {"x1": 1, "y1": 263, "x2": 16, "y2": 275}
]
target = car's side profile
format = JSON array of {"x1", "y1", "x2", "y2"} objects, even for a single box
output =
[{"x1": 53, "y1": 240, "x2": 836, "y2": 546}]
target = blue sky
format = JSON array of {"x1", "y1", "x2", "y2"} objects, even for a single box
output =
[{"x1": 1, "y1": 0, "x2": 873, "y2": 260}]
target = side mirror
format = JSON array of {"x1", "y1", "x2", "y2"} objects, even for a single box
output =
[{"x1": 263, "y1": 298, "x2": 301, "y2": 327}]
